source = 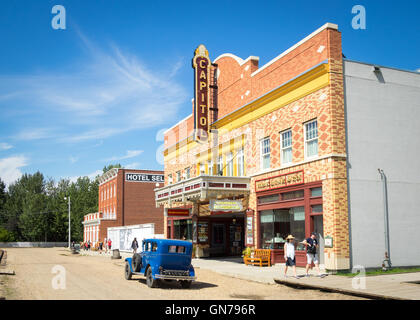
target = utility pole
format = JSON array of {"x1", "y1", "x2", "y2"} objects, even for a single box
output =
[{"x1": 64, "y1": 196, "x2": 71, "y2": 248}]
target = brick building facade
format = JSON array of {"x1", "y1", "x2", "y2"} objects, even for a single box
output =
[
  {"x1": 154, "y1": 23, "x2": 351, "y2": 271},
  {"x1": 83, "y1": 168, "x2": 165, "y2": 246}
]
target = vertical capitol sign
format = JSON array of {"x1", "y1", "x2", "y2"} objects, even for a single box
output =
[{"x1": 192, "y1": 44, "x2": 210, "y2": 142}]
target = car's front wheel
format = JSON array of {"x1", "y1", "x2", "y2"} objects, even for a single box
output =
[
  {"x1": 125, "y1": 262, "x2": 132, "y2": 280},
  {"x1": 146, "y1": 268, "x2": 158, "y2": 288},
  {"x1": 180, "y1": 280, "x2": 192, "y2": 289}
]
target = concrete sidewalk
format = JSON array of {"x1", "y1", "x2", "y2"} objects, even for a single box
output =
[{"x1": 192, "y1": 257, "x2": 420, "y2": 300}]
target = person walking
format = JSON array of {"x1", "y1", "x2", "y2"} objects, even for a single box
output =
[
  {"x1": 302, "y1": 232, "x2": 322, "y2": 277},
  {"x1": 131, "y1": 237, "x2": 139, "y2": 253},
  {"x1": 283, "y1": 235, "x2": 298, "y2": 279},
  {"x1": 107, "y1": 238, "x2": 112, "y2": 252}
]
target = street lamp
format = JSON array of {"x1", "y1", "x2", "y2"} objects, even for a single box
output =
[{"x1": 64, "y1": 196, "x2": 71, "y2": 249}]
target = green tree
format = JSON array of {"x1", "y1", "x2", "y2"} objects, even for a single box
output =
[
  {"x1": 0, "y1": 177, "x2": 7, "y2": 227},
  {"x1": 103, "y1": 163, "x2": 122, "y2": 173}
]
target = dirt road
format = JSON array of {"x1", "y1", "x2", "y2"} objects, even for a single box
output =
[{"x1": 1, "y1": 248, "x2": 364, "y2": 300}]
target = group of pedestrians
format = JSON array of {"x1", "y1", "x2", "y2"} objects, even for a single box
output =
[
  {"x1": 283, "y1": 232, "x2": 322, "y2": 279},
  {"x1": 80, "y1": 238, "x2": 112, "y2": 252}
]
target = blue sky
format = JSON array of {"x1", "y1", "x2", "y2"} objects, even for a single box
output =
[{"x1": 0, "y1": 0, "x2": 419, "y2": 185}]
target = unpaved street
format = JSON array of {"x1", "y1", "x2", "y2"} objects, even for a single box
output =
[{"x1": 2, "y1": 248, "x2": 364, "y2": 300}]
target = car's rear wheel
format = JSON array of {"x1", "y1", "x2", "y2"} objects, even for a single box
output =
[
  {"x1": 132, "y1": 253, "x2": 142, "y2": 272},
  {"x1": 180, "y1": 280, "x2": 192, "y2": 289},
  {"x1": 146, "y1": 268, "x2": 158, "y2": 288},
  {"x1": 125, "y1": 262, "x2": 132, "y2": 280}
]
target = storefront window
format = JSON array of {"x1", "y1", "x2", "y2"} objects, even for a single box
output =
[
  {"x1": 260, "y1": 207, "x2": 306, "y2": 250},
  {"x1": 258, "y1": 194, "x2": 279, "y2": 204},
  {"x1": 173, "y1": 219, "x2": 192, "y2": 241},
  {"x1": 311, "y1": 204, "x2": 323, "y2": 214},
  {"x1": 311, "y1": 187, "x2": 322, "y2": 197},
  {"x1": 281, "y1": 190, "x2": 304, "y2": 201}
]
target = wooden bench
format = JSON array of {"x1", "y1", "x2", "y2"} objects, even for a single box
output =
[{"x1": 244, "y1": 249, "x2": 271, "y2": 267}]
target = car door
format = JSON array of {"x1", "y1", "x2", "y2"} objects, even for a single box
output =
[{"x1": 142, "y1": 241, "x2": 151, "y2": 271}]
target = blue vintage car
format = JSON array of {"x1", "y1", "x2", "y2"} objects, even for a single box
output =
[{"x1": 124, "y1": 238, "x2": 196, "y2": 288}]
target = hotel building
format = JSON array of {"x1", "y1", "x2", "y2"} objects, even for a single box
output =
[{"x1": 83, "y1": 168, "x2": 165, "y2": 247}]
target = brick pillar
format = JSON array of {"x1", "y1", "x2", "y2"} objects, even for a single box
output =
[{"x1": 322, "y1": 175, "x2": 350, "y2": 270}]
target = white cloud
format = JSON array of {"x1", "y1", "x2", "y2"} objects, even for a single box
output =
[
  {"x1": 0, "y1": 155, "x2": 28, "y2": 186},
  {"x1": 0, "y1": 142, "x2": 13, "y2": 150},
  {"x1": 106, "y1": 150, "x2": 143, "y2": 161},
  {"x1": 14, "y1": 128, "x2": 55, "y2": 141},
  {"x1": 0, "y1": 33, "x2": 188, "y2": 145}
]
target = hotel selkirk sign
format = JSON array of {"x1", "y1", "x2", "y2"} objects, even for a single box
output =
[
  {"x1": 255, "y1": 170, "x2": 304, "y2": 192},
  {"x1": 192, "y1": 44, "x2": 210, "y2": 141}
]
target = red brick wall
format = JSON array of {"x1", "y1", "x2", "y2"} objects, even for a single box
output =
[
  {"x1": 97, "y1": 169, "x2": 165, "y2": 242},
  {"x1": 164, "y1": 25, "x2": 339, "y2": 153}
]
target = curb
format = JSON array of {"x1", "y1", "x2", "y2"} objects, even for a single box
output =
[{"x1": 273, "y1": 278, "x2": 403, "y2": 300}]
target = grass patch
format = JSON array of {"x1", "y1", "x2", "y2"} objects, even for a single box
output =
[{"x1": 335, "y1": 267, "x2": 420, "y2": 277}]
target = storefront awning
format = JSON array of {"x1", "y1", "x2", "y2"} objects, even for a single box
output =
[{"x1": 155, "y1": 175, "x2": 250, "y2": 207}]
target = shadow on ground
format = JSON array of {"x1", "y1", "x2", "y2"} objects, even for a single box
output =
[{"x1": 127, "y1": 278, "x2": 218, "y2": 290}]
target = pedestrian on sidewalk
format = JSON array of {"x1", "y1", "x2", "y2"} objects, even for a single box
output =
[
  {"x1": 108, "y1": 239, "x2": 112, "y2": 252},
  {"x1": 302, "y1": 232, "x2": 322, "y2": 277},
  {"x1": 284, "y1": 235, "x2": 298, "y2": 279},
  {"x1": 131, "y1": 237, "x2": 139, "y2": 253},
  {"x1": 104, "y1": 238, "x2": 108, "y2": 253}
]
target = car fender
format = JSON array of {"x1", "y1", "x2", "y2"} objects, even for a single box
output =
[
  {"x1": 125, "y1": 257, "x2": 134, "y2": 272},
  {"x1": 144, "y1": 264, "x2": 160, "y2": 279},
  {"x1": 188, "y1": 265, "x2": 195, "y2": 277}
]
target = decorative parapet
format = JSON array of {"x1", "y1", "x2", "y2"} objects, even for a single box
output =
[{"x1": 155, "y1": 175, "x2": 250, "y2": 207}]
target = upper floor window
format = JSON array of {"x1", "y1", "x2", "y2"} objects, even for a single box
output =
[
  {"x1": 185, "y1": 167, "x2": 191, "y2": 179},
  {"x1": 176, "y1": 171, "x2": 181, "y2": 182},
  {"x1": 200, "y1": 163, "x2": 205, "y2": 175},
  {"x1": 226, "y1": 152, "x2": 233, "y2": 176},
  {"x1": 260, "y1": 137, "x2": 270, "y2": 170},
  {"x1": 281, "y1": 129, "x2": 292, "y2": 165},
  {"x1": 305, "y1": 119, "x2": 318, "y2": 158},
  {"x1": 217, "y1": 155, "x2": 223, "y2": 176},
  {"x1": 207, "y1": 160, "x2": 213, "y2": 176},
  {"x1": 237, "y1": 148, "x2": 244, "y2": 176}
]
